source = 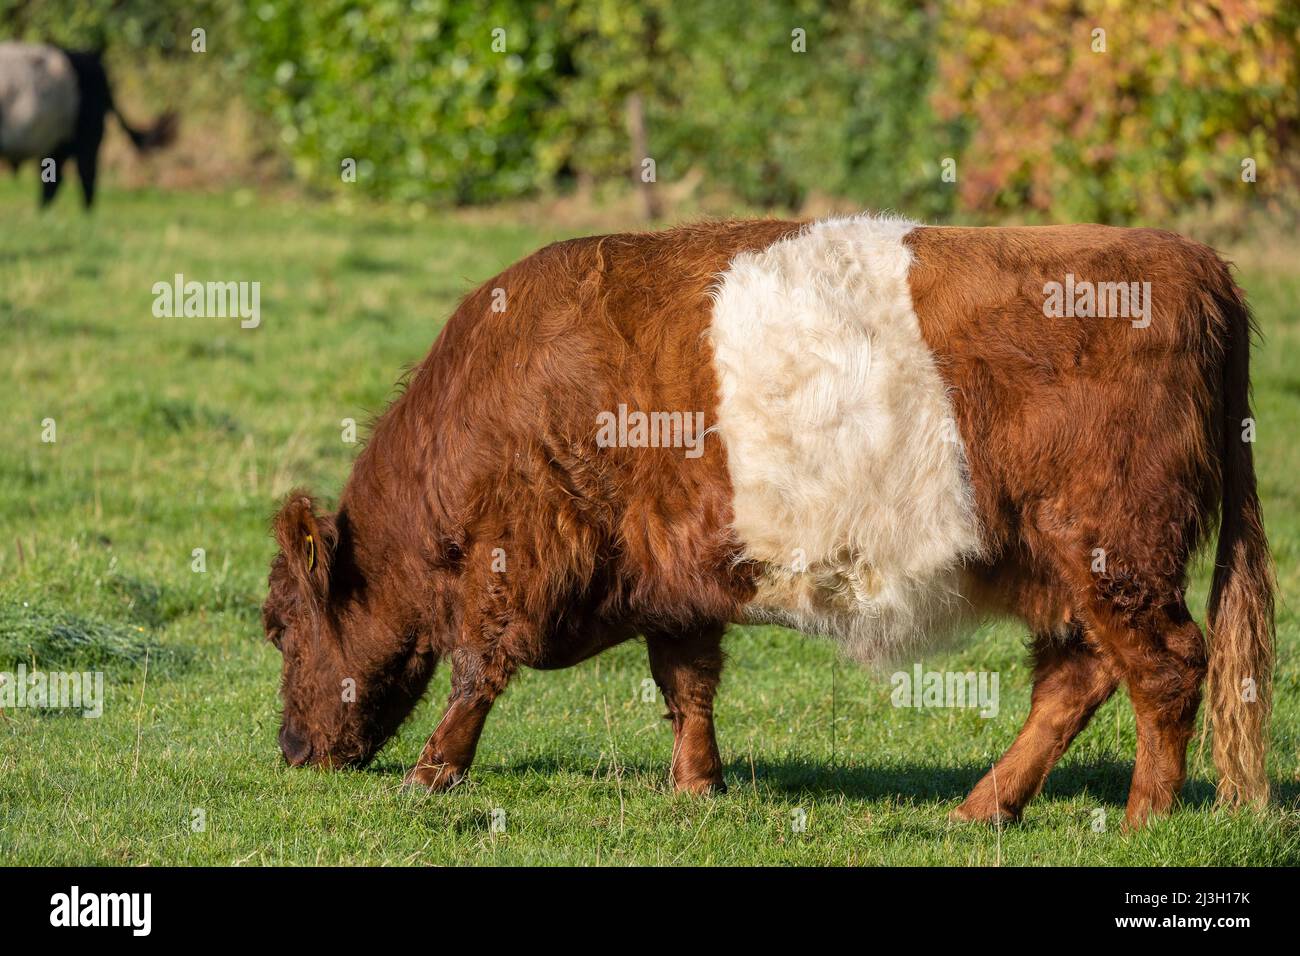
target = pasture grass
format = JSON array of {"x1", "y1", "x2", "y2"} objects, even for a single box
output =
[{"x1": 1, "y1": 179, "x2": 1298, "y2": 865}]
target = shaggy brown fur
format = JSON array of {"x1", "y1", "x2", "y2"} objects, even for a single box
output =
[
  {"x1": 263, "y1": 219, "x2": 1273, "y2": 828},
  {"x1": 906, "y1": 225, "x2": 1272, "y2": 825}
]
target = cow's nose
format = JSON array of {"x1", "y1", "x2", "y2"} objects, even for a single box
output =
[{"x1": 279, "y1": 723, "x2": 313, "y2": 766}]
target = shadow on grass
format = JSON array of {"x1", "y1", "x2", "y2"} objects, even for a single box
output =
[
  {"x1": 420, "y1": 752, "x2": 1300, "y2": 814},
  {"x1": 733, "y1": 756, "x2": 1137, "y2": 805},
  {"x1": 735, "y1": 756, "x2": 1300, "y2": 810}
]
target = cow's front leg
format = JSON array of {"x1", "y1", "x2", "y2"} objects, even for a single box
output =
[
  {"x1": 646, "y1": 626, "x2": 727, "y2": 794},
  {"x1": 404, "y1": 650, "x2": 513, "y2": 792}
]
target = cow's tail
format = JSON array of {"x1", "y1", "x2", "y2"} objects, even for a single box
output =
[
  {"x1": 102, "y1": 65, "x2": 177, "y2": 153},
  {"x1": 1205, "y1": 276, "x2": 1274, "y2": 808},
  {"x1": 111, "y1": 102, "x2": 177, "y2": 154}
]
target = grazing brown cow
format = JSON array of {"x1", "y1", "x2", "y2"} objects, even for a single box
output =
[{"x1": 263, "y1": 216, "x2": 1273, "y2": 828}]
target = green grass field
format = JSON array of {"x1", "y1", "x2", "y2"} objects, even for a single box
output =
[{"x1": 1, "y1": 180, "x2": 1297, "y2": 865}]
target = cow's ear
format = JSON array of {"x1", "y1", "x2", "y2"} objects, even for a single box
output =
[{"x1": 273, "y1": 489, "x2": 332, "y2": 604}]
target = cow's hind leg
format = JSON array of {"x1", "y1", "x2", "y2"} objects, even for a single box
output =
[
  {"x1": 646, "y1": 625, "x2": 726, "y2": 794},
  {"x1": 1034, "y1": 527, "x2": 1207, "y2": 828},
  {"x1": 404, "y1": 648, "x2": 514, "y2": 792},
  {"x1": 1084, "y1": 592, "x2": 1206, "y2": 828},
  {"x1": 953, "y1": 627, "x2": 1120, "y2": 823},
  {"x1": 74, "y1": 141, "x2": 100, "y2": 209}
]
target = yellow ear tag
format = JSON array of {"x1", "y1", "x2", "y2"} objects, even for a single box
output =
[{"x1": 305, "y1": 533, "x2": 316, "y2": 572}]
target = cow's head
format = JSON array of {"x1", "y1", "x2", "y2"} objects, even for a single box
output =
[{"x1": 262, "y1": 490, "x2": 432, "y2": 769}]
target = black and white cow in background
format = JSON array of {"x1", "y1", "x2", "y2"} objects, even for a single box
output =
[{"x1": 0, "y1": 42, "x2": 176, "y2": 208}]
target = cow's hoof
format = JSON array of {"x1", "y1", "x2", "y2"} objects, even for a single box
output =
[
  {"x1": 674, "y1": 776, "x2": 727, "y2": 795},
  {"x1": 949, "y1": 799, "x2": 1020, "y2": 825},
  {"x1": 402, "y1": 762, "x2": 465, "y2": 793},
  {"x1": 1121, "y1": 799, "x2": 1172, "y2": 831}
]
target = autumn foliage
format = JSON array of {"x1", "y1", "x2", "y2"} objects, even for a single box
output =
[{"x1": 934, "y1": 0, "x2": 1300, "y2": 220}]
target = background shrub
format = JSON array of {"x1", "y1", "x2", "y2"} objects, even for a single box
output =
[{"x1": 3, "y1": 0, "x2": 1295, "y2": 222}]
